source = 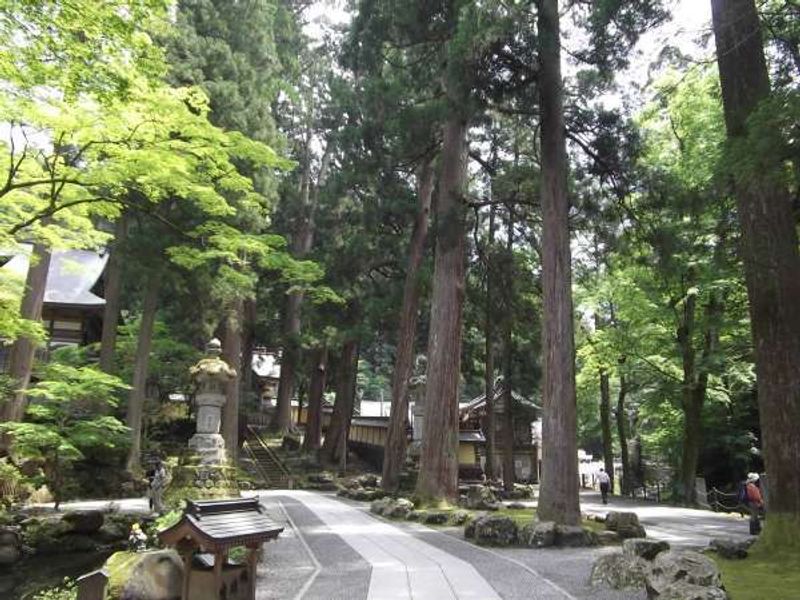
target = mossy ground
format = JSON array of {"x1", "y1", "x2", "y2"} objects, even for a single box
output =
[{"x1": 713, "y1": 545, "x2": 800, "y2": 600}]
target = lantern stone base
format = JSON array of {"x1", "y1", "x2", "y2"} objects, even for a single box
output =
[
  {"x1": 165, "y1": 456, "x2": 239, "y2": 507},
  {"x1": 188, "y1": 433, "x2": 227, "y2": 466}
]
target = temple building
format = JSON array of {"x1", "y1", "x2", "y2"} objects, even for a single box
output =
[{"x1": 0, "y1": 246, "x2": 108, "y2": 368}]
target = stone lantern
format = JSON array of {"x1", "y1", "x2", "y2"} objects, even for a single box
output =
[{"x1": 188, "y1": 338, "x2": 236, "y2": 465}]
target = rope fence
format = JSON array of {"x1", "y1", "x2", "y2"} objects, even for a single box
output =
[{"x1": 705, "y1": 487, "x2": 747, "y2": 515}]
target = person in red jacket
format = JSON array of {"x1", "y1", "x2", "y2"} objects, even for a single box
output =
[{"x1": 745, "y1": 472, "x2": 764, "y2": 534}]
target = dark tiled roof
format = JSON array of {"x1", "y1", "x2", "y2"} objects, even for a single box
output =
[
  {"x1": 159, "y1": 497, "x2": 283, "y2": 551},
  {"x1": 3, "y1": 246, "x2": 107, "y2": 307}
]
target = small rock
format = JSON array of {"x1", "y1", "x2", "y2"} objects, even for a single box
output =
[
  {"x1": 605, "y1": 511, "x2": 646, "y2": 539},
  {"x1": 356, "y1": 474, "x2": 380, "y2": 488},
  {"x1": 708, "y1": 537, "x2": 755, "y2": 560},
  {"x1": 423, "y1": 512, "x2": 449, "y2": 525},
  {"x1": 506, "y1": 502, "x2": 527, "y2": 510},
  {"x1": 407, "y1": 511, "x2": 424, "y2": 521},
  {"x1": 590, "y1": 552, "x2": 649, "y2": 589},
  {"x1": 370, "y1": 498, "x2": 392, "y2": 515},
  {"x1": 622, "y1": 538, "x2": 669, "y2": 561},
  {"x1": 309, "y1": 472, "x2": 335, "y2": 484},
  {"x1": 646, "y1": 550, "x2": 723, "y2": 597},
  {"x1": 556, "y1": 525, "x2": 597, "y2": 547},
  {"x1": 63, "y1": 510, "x2": 105, "y2": 534},
  {"x1": 658, "y1": 582, "x2": 729, "y2": 600},
  {"x1": 463, "y1": 485, "x2": 501, "y2": 511},
  {"x1": 450, "y1": 510, "x2": 471, "y2": 526},
  {"x1": 519, "y1": 521, "x2": 556, "y2": 548},
  {"x1": 596, "y1": 531, "x2": 621, "y2": 545},
  {"x1": 386, "y1": 498, "x2": 415, "y2": 519},
  {"x1": 474, "y1": 515, "x2": 518, "y2": 546},
  {"x1": 464, "y1": 513, "x2": 488, "y2": 539}
]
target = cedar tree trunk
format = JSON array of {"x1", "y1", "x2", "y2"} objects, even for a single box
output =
[
  {"x1": 223, "y1": 299, "x2": 243, "y2": 460},
  {"x1": 1, "y1": 243, "x2": 51, "y2": 426},
  {"x1": 125, "y1": 276, "x2": 160, "y2": 472},
  {"x1": 321, "y1": 339, "x2": 359, "y2": 464},
  {"x1": 711, "y1": 0, "x2": 800, "y2": 548},
  {"x1": 501, "y1": 208, "x2": 515, "y2": 493},
  {"x1": 415, "y1": 117, "x2": 468, "y2": 503},
  {"x1": 382, "y1": 159, "x2": 434, "y2": 491},
  {"x1": 616, "y1": 370, "x2": 631, "y2": 494},
  {"x1": 483, "y1": 203, "x2": 497, "y2": 481},
  {"x1": 536, "y1": 0, "x2": 581, "y2": 525},
  {"x1": 99, "y1": 215, "x2": 127, "y2": 374},
  {"x1": 302, "y1": 346, "x2": 328, "y2": 453},
  {"x1": 599, "y1": 368, "x2": 614, "y2": 493},
  {"x1": 274, "y1": 144, "x2": 333, "y2": 432}
]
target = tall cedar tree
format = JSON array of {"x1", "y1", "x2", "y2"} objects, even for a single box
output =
[
  {"x1": 536, "y1": 0, "x2": 581, "y2": 525},
  {"x1": 711, "y1": 0, "x2": 800, "y2": 548}
]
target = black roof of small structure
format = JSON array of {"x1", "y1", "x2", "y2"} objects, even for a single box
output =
[{"x1": 159, "y1": 497, "x2": 283, "y2": 551}]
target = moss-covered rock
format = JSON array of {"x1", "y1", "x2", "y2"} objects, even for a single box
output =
[{"x1": 474, "y1": 515, "x2": 518, "y2": 546}]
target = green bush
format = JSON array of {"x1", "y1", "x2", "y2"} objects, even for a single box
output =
[
  {"x1": 0, "y1": 456, "x2": 30, "y2": 507},
  {"x1": 31, "y1": 577, "x2": 77, "y2": 600}
]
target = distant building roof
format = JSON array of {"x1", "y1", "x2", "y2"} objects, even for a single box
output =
[
  {"x1": 252, "y1": 350, "x2": 281, "y2": 379},
  {"x1": 2, "y1": 245, "x2": 108, "y2": 308},
  {"x1": 459, "y1": 382, "x2": 540, "y2": 418}
]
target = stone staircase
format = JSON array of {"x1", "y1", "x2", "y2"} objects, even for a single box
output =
[{"x1": 242, "y1": 426, "x2": 293, "y2": 489}]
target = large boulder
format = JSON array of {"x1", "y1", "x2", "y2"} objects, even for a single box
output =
[
  {"x1": 63, "y1": 510, "x2": 105, "y2": 534},
  {"x1": 473, "y1": 515, "x2": 518, "y2": 547},
  {"x1": 111, "y1": 550, "x2": 183, "y2": 600},
  {"x1": 0, "y1": 544, "x2": 21, "y2": 566},
  {"x1": 708, "y1": 537, "x2": 755, "y2": 560},
  {"x1": 605, "y1": 511, "x2": 646, "y2": 539},
  {"x1": 646, "y1": 550, "x2": 723, "y2": 598},
  {"x1": 462, "y1": 485, "x2": 500, "y2": 511},
  {"x1": 0, "y1": 527, "x2": 20, "y2": 547},
  {"x1": 658, "y1": 582, "x2": 728, "y2": 600},
  {"x1": 623, "y1": 538, "x2": 669, "y2": 561},
  {"x1": 590, "y1": 552, "x2": 650, "y2": 589},
  {"x1": 520, "y1": 521, "x2": 555, "y2": 548}
]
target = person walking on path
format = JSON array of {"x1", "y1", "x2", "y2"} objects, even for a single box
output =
[
  {"x1": 598, "y1": 467, "x2": 611, "y2": 504},
  {"x1": 150, "y1": 460, "x2": 168, "y2": 514},
  {"x1": 744, "y1": 472, "x2": 764, "y2": 535}
]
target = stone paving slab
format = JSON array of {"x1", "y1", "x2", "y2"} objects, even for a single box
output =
[
  {"x1": 261, "y1": 495, "x2": 371, "y2": 600},
  {"x1": 261, "y1": 490, "x2": 500, "y2": 600}
]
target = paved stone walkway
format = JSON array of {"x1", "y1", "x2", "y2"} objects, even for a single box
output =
[
  {"x1": 579, "y1": 491, "x2": 750, "y2": 548},
  {"x1": 253, "y1": 490, "x2": 643, "y2": 600}
]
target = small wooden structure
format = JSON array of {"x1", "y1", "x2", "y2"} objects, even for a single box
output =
[
  {"x1": 158, "y1": 497, "x2": 283, "y2": 600},
  {"x1": 76, "y1": 569, "x2": 108, "y2": 600}
]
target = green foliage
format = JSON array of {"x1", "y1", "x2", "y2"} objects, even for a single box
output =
[
  {"x1": 30, "y1": 577, "x2": 77, "y2": 600},
  {"x1": 0, "y1": 351, "x2": 130, "y2": 504},
  {"x1": 0, "y1": 456, "x2": 30, "y2": 507}
]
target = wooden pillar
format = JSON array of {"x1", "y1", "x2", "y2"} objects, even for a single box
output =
[
  {"x1": 246, "y1": 545, "x2": 260, "y2": 600},
  {"x1": 180, "y1": 552, "x2": 191, "y2": 600},
  {"x1": 213, "y1": 550, "x2": 225, "y2": 599}
]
